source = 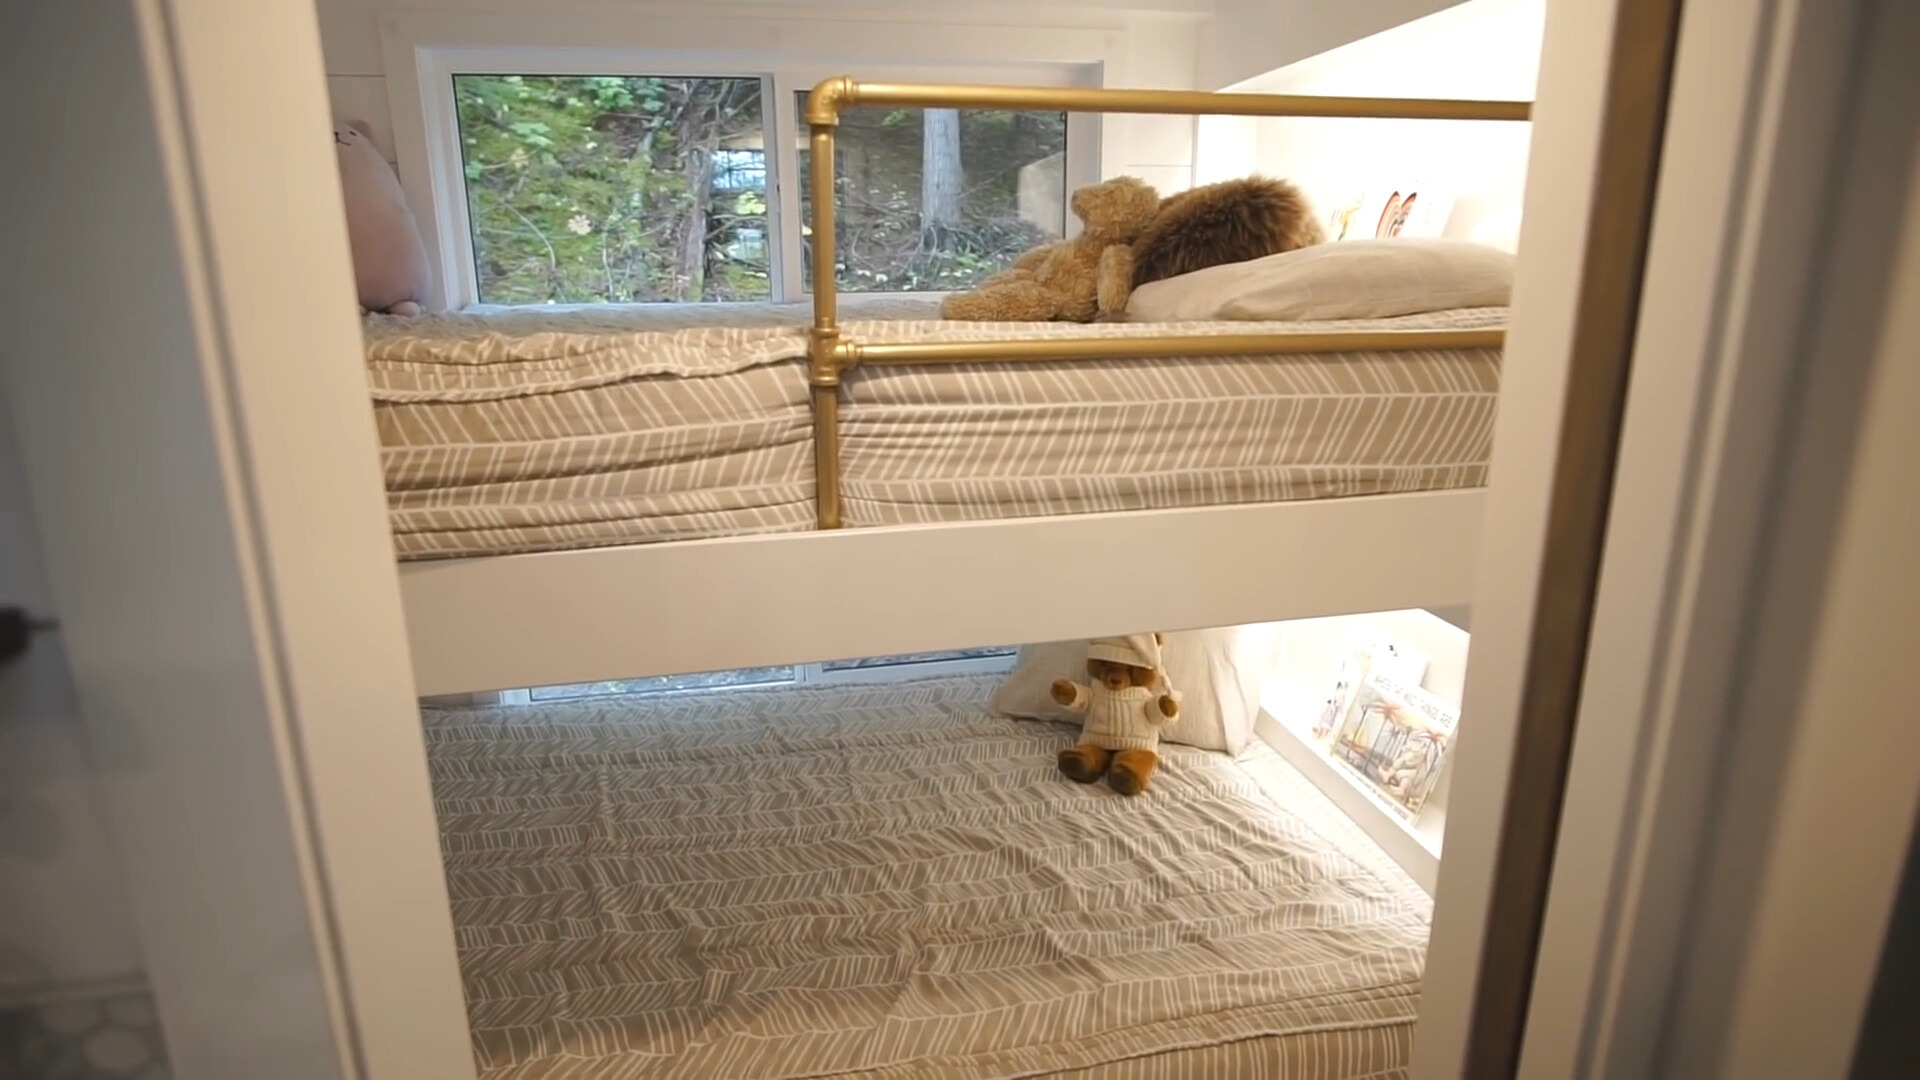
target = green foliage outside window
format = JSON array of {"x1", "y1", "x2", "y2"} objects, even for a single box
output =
[
  {"x1": 456, "y1": 74, "x2": 768, "y2": 305},
  {"x1": 797, "y1": 94, "x2": 1067, "y2": 293},
  {"x1": 454, "y1": 73, "x2": 1067, "y2": 305}
]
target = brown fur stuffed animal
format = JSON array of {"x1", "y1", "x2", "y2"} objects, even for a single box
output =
[
  {"x1": 939, "y1": 176, "x2": 1162, "y2": 322},
  {"x1": 941, "y1": 175, "x2": 1324, "y2": 323},
  {"x1": 1051, "y1": 633, "x2": 1182, "y2": 796},
  {"x1": 1123, "y1": 176, "x2": 1327, "y2": 293}
]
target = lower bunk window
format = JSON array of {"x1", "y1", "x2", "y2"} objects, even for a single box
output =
[
  {"x1": 819, "y1": 646, "x2": 1015, "y2": 671},
  {"x1": 518, "y1": 646, "x2": 1017, "y2": 703},
  {"x1": 525, "y1": 664, "x2": 797, "y2": 702}
]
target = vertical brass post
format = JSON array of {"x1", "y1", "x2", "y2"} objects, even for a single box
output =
[{"x1": 806, "y1": 79, "x2": 853, "y2": 530}]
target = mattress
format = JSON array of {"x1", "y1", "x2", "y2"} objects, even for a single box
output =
[
  {"x1": 367, "y1": 300, "x2": 1503, "y2": 560},
  {"x1": 423, "y1": 675, "x2": 1433, "y2": 1080}
]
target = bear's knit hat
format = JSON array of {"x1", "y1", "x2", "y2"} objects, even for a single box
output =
[{"x1": 1087, "y1": 634, "x2": 1180, "y2": 702}]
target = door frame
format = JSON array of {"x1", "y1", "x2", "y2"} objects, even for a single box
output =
[
  {"x1": 1407, "y1": 0, "x2": 1688, "y2": 1068},
  {"x1": 1519, "y1": 0, "x2": 1920, "y2": 1074},
  {"x1": 1411, "y1": 0, "x2": 1917, "y2": 1073},
  {"x1": 1, "y1": 1, "x2": 472, "y2": 1076}
]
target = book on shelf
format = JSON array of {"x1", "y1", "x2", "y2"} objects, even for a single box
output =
[
  {"x1": 1325, "y1": 670, "x2": 1461, "y2": 821},
  {"x1": 1309, "y1": 626, "x2": 1432, "y2": 747}
]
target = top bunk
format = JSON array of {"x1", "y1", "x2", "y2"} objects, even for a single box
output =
[{"x1": 359, "y1": 78, "x2": 1530, "y2": 563}]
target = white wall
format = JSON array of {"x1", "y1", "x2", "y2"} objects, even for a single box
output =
[
  {"x1": 1199, "y1": 0, "x2": 1460, "y2": 90},
  {"x1": 317, "y1": 0, "x2": 1203, "y2": 190},
  {"x1": 0, "y1": 389, "x2": 145, "y2": 1005},
  {"x1": 1196, "y1": 0, "x2": 1541, "y2": 250}
]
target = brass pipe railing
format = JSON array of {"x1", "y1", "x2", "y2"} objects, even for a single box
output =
[
  {"x1": 805, "y1": 80, "x2": 1533, "y2": 124},
  {"x1": 805, "y1": 78, "x2": 1531, "y2": 529},
  {"x1": 845, "y1": 329, "x2": 1510, "y2": 367}
]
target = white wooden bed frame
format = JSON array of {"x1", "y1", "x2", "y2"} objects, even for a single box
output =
[
  {"x1": 396, "y1": 77, "x2": 1522, "y2": 697},
  {"x1": 400, "y1": 490, "x2": 1483, "y2": 696}
]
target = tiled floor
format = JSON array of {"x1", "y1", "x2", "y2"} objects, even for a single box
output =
[{"x1": 0, "y1": 991, "x2": 169, "y2": 1080}]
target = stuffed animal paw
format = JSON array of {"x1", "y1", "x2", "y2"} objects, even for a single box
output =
[
  {"x1": 1108, "y1": 749, "x2": 1160, "y2": 796},
  {"x1": 1057, "y1": 742, "x2": 1111, "y2": 784},
  {"x1": 941, "y1": 279, "x2": 1072, "y2": 322}
]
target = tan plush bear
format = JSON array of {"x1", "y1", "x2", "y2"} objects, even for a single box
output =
[
  {"x1": 1051, "y1": 633, "x2": 1182, "y2": 796},
  {"x1": 939, "y1": 176, "x2": 1162, "y2": 323},
  {"x1": 941, "y1": 175, "x2": 1324, "y2": 323}
]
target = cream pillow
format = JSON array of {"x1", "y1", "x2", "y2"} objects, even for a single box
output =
[
  {"x1": 1125, "y1": 237, "x2": 1514, "y2": 323},
  {"x1": 335, "y1": 121, "x2": 433, "y2": 315},
  {"x1": 988, "y1": 624, "x2": 1282, "y2": 755}
]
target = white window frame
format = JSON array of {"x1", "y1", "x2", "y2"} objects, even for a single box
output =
[{"x1": 392, "y1": 45, "x2": 1099, "y2": 311}]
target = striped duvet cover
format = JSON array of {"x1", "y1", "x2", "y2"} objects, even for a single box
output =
[
  {"x1": 424, "y1": 675, "x2": 1432, "y2": 1079},
  {"x1": 365, "y1": 301, "x2": 1502, "y2": 560}
]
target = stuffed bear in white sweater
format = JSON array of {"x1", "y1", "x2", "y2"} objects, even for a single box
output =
[{"x1": 1052, "y1": 633, "x2": 1181, "y2": 796}]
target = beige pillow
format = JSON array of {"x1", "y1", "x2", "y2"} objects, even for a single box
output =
[
  {"x1": 1125, "y1": 237, "x2": 1515, "y2": 323},
  {"x1": 335, "y1": 121, "x2": 433, "y2": 315},
  {"x1": 988, "y1": 624, "x2": 1282, "y2": 755}
]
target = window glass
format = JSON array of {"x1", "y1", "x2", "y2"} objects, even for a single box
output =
[
  {"x1": 527, "y1": 666, "x2": 797, "y2": 702},
  {"x1": 453, "y1": 74, "x2": 770, "y2": 304},
  {"x1": 820, "y1": 648, "x2": 1016, "y2": 671},
  {"x1": 797, "y1": 92, "x2": 1067, "y2": 292}
]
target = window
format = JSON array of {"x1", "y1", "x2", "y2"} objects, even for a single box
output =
[
  {"x1": 526, "y1": 664, "x2": 795, "y2": 702},
  {"x1": 796, "y1": 92, "x2": 1069, "y2": 293},
  {"x1": 435, "y1": 65, "x2": 1084, "y2": 308},
  {"x1": 453, "y1": 74, "x2": 771, "y2": 305},
  {"x1": 518, "y1": 648, "x2": 1018, "y2": 703}
]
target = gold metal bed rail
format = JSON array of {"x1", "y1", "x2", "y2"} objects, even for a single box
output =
[{"x1": 803, "y1": 78, "x2": 1532, "y2": 529}]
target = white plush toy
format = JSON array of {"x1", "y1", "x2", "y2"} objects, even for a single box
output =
[{"x1": 1050, "y1": 632, "x2": 1182, "y2": 796}]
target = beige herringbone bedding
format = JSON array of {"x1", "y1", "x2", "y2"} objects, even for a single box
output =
[
  {"x1": 366, "y1": 303, "x2": 1503, "y2": 560},
  {"x1": 423, "y1": 675, "x2": 1431, "y2": 1080}
]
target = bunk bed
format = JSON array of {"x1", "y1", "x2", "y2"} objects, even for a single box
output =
[{"x1": 384, "y1": 80, "x2": 1529, "y2": 697}]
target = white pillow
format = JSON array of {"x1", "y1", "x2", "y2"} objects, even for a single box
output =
[
  {"x1": 988, "y1": 624, "x2": 1282, "y2": 755},
  {"x1": 1125, "y1": 237, "x2": 1515, "y2": 323}
]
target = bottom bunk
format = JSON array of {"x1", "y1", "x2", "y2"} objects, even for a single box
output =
[{"x1": 425, "y1": 673, "x2": 1431, "y2": 1080}]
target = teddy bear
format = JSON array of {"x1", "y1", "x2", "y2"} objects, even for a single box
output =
[
  {"x1": 940, "y1": 175, "x2": 1324, "y2": 323},
  {"x1": 1050, "y1": 633, "x2": 1182, "y2": 796},
  {"x1": 939, "y1": 175, "x2": 1162, "y2": 323}
]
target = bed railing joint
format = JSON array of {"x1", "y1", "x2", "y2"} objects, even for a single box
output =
[{"x1": 805, "y1": 77, "x2": 856, "y2": 126}]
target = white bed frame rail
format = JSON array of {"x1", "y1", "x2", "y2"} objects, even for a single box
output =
[{"x1": 401, "y1": 490, "x2": 1483, "y2": 697}]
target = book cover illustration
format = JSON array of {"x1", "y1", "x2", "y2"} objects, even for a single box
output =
[
  {"x1": 1327, "y1": 671, "x2": 1460, "y2": 820},
  {"x1": 1311, "y1": 627, "x2": 1432, "y2": 746}
]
